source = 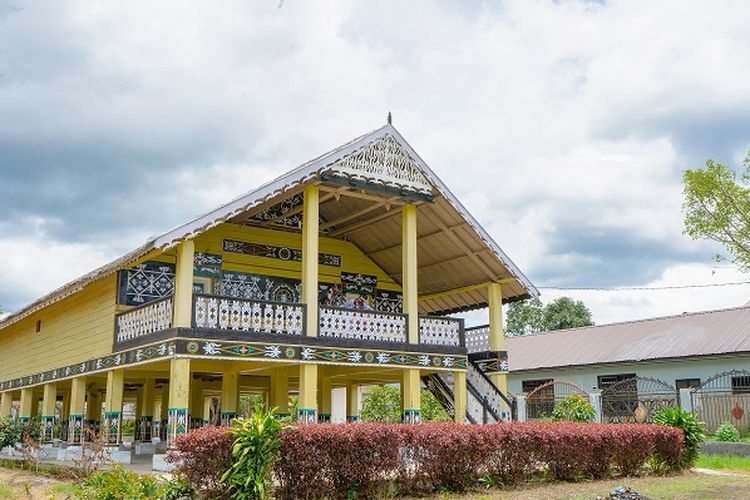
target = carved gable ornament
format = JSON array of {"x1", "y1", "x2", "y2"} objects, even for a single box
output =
[{"x1": 324, "y1": 135, "x2": 432, "y2": 196}]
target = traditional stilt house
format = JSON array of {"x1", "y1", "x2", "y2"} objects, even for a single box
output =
[{"x1": 0, "y1": 122, "x2": 536, "y2": 462}]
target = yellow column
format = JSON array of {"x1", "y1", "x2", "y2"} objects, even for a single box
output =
[
  {"x1": 402, "y1": 203, "x2": 419, "y2": 344},
  {"x1": 19, "y1": 388, "x2": 33, "y2": 422},
  {"x1": 69, "y1": 377, "x2": 87, "y2": 444},
  {"x1": 173, "y1": 239, "x2": 195, "y2": 328},
  {"x1": 270, "y1": 369, "x2": 289, "y2": 417},
  {"x1": 0, "y1": 392, "x2": 12, "y2": 418},
  {"x1": 488, "y1": 282, "x2": 508, "y2": 396},
  {"x1": 104, "y1": 369, "x2": 124, "y2": 445},
  {"x1": 453, "y1": 370, "x2": 467, "y2": 424},
  {"x1": 346, "y1": 383, "x2": 360, "y2": 422},
  {"x1": 318, "y1": 370, "x2": 332, "y2": 423},
  {"x1": 189, "y1": 377, "x2": 203, "y2": 428},
  {"x1": 158, "y1": 383, "x2": 169, "y2": 440},
  {"x1": 221, "y1": 369, "x2": 239, "y2": 425},
  {"x1": 85, "y1": 388, "x2": 101, "y2": 437},
  {"x1": 302, "y1": 185, "x2": 319, "y2": 337},
  {"x1": 41, "y1": 383, "x2": 57, "y2": 443},
  {"x1": 167, "y1": 358, "x2": 191, "y2": 448},
  {"x1": 139, "y1": 379, "x2": 155, "y2": 441},
  {"x1": 298, "y1": 363, "x2": 318, "y2": 423},
  {"x1": 401, "y1": 369, "x2": 421, "y2": 423}
]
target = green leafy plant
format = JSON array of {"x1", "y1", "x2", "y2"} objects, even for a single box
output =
[
  {"x1": 0, "y1": 417, "x2": 21, "y2": 449},
  {"x1": 160, "y1": 477, "x2": 196, "y2": 500},
  {"x1": 551, "y1": 393, "x2": 595, "y2": 423},
  {"x1": 74, "y1": 465, "x2": 162, "y2": 499},
  {"x1": 360, "y1": 385, "x2": 451, "y2": 422},
  {"x1": 653, "y1": 407, "x2": 705, "y2": 468},
  {"x1": 715, "y1": 422, "x2": 741, "y2": 442},
  {"x1": 121, "y1": 419, "x2": 136, "y2": 437},
  {"x1": 221, "y1": 406, "x2": 286, "y2": 499}
]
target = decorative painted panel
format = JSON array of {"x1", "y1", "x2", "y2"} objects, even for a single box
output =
[
  {"x1": 324, "y1": 135, "x2": 432, "y2": 196},
  {"x1": 402, "y1": 409, "x2": 421, "y2": 424},
  {"x1": 223, "y1": 239, "x2": 341, "y2": 267},
  {"x1": 139, "y1": 416, "x2": 153, "y2": 442},
  {"x1": 42, "y1": 416, "x2": 56, "y2": 443},
  {"x1": 167, "y1": 408, "x2": 189, "y2": 448},
  {"x1": 298, "y1": 408, "x2": 317, "y2": 424},
  {"x1": 218, "y1": 271, "x2": 302, "y2": 303},
  {"x1": 319, "y1": 306, "x2": 407, "y2": 343},
  {"x1": 373, "y1": 290, "x2": 403, "y2": 313},
  {"x1": 118, "y1": 261, "x2": 175, "y2": 305},
  {"x1": 472, "y1": 351, "x2": 509, "y2": 374},
  {"x1": 193, "y1": 295, "x2": 304, "y2": 336},
  {"x1": 104, "y1": 411, "x2": 122, "y2": 445},
  {"x1": 68, "y1": 415, "x2": 84, "y2": 444},
  {"x1": 194, "y1": 252, "x2": 222, "y2": 278}
]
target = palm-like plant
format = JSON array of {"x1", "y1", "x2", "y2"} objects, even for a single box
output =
[{"x1": 653, "y1": 407, "x2": 705, "y2": 468}]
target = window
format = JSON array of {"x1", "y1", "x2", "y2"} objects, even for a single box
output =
[
  {"x1": 522, "y1": 378, "x2": 553, "y2": 394},
  {"x1": 675, "y1": 378, "x2": 700, "y2": 390},
  {"x1": 732, "y1": 376, "x2": 750, "y2": 394},
  {"x1": 35, "y1": 320, "x2": 42, "y2": 333}
]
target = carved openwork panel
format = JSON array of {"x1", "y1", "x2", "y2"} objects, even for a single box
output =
[
  {"x1": 419, "y1": 317, "x2": 462, "y2": 347},
  {"x1": 116, "y1": 296, "x2": 173, "y2": 343},
  {"x1": 193, "y1": 294, "x2": 304, "y2": 336},
  {"x1": 318, "y1": 306, "x2": 407, "y2": 343},
  {"x1": 325, "y1": 135, "x2": 432, "y2": 195},
  {"x1": 466, "y1": 362, "x2": 511, "y2": 421},
  {"x1": 465, "y1": 326, "x2": 490, "y2": 353},
  {"x1": 600, "y1": 376, "x2": 676, "y2": 424}
]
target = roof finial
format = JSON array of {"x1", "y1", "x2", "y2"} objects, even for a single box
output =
[{"x1": 387, "y1": 111, "x2": 392, "y2": 125}]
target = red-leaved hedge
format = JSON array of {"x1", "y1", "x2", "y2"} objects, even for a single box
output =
[
  {"x1": 169, "y1": 422, "x2": 684, "y2": 499},
  {"x1": 166, "y1": 426, "x2": 234, "y2": 498}
]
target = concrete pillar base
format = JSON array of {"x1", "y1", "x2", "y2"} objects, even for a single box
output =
[
  {"x1": 106, "y1": 448, "x2": 132, "y2": 464},
  {"x1": 134, "y1": 442, "x2": 156, "y2": 455},
  {"x1": 152, "y1": 453, "x2": 175, "y2": 472},
  {"x1": 63, "y1": 446, "x2": 83, "y2": 462}
]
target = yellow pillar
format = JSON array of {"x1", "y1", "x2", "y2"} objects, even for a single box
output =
[
  {"x1": 298, "y1": 363, "x2": 318, "y2": 423},
  {"x1": 488, "y1": 282, "x2": 508, "y2": 396},
  {"x1": 158, "y1": 383, "x2": 169, "y2": 440},
  {"x1": 318, "y1": 370, "x2": 332, "y2": 423},
  {"x1": 402, "y1": 203, "x2": 419, "y2": 344},
  {"x1": 302, "y1": 185, "x2": 319, "y2": 337},
  {"x1": 221, "y1": 369, "x2": 239, "y2": 425},
  {"x1": 270, "y1": 369, "x2": 289, "y2": 417},
  {"x1": 189, "y1": 377, "x2": 204, "y2": 428},
  {"x1": 0, "y1": 392, "x2": 12, "y2": 418},
  {"x1": 167, "y1": 358, "x2": 191, "y2": 448},
  {"x1": 401, "y1": 369, "x2": 421, "y2": 423},
  {"x1": 173, "y1": 239, "x2": 195, "y2": 328},
  {"x1": 139, "y1": 379, "x2": 155, "y2": 441},
  {"x1": 346, "y1": 383, "x2": 360, "y2": 422},
  {"x1": 41, "y1": 383, "x2": 57, "y2": 443},
  {"x1": 19, "y1": 388, "x2": 33, "y2": 422},
  {"x1": 104, "y1": 369, "x2": 124, "y2": 445},
  {"x1": 453, "y1": 370, "x2": 467, "y2": 424},
  {"x1": 69, "y1": 377, "x2": 87, "y2": 444}
]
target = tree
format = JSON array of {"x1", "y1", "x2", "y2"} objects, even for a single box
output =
[
  {"x1": 360, "y1": 385, "x2": 450, "y2": 422},
  {"x1": 683, "y1": 154, "x2": 750, "y2": 270},
  {"x1": 505, "y1": 296, "x2": 593, "y2": 336}
]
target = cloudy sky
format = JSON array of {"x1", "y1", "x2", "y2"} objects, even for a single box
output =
[{"x1": 1, "y1": 0, "x2": 750, "y2": 324}]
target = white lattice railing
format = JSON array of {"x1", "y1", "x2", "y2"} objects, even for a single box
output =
[
  {"x1": 466, "y1": 362, "x2": 512, "y2": 421},
  {"x1": 116, "y1": 296, "x2": 173, "y2": 343},
  {"x1": 319, "y1": 306, "x2": 407, "y2": 343},
  {"x1": 418, "y1": 316, "x2": 463, "y2": 347},
  {"x1": 465, "y1": 325, "x2": 490, "y2": 353},
  {"x1": 193, "y1": 294, "x2": 305, "y2": 336}
]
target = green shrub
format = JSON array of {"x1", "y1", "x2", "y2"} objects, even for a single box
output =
[
  {"x1": 160, "y1": 477, "x2": 196, "y2": 500},
  {"x1": 121, "y1": 419, "x2": 136, "y2": 437},
  {"x1": 221, "y1": 407, "x2": 285, "y2": 499},
  {"x1": 0, "y1": 417, "x2": 21, "y2": 449},
  {"x1": 653, "y1": 407, "x2": 705, "y2": 468},
  {"x1": 551, "y1": 393, "x2": 596, "y2": 423},
  {"x1": 360, "y1": 385, "x2": 451, "y2": 422},
  {"x1": 74, "y1": 465, "x2": 162, "y2": 499},
  {"x1": 715, "y1": 422, "x2": 741, "y2": 442}
]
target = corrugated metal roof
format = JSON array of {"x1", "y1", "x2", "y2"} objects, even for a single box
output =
[
  {"x1": 0, "y1": 123, "x2": 537, "y2": 330},
  {"x1": 506, "y1": 305, "x2": 750, "y2": 372}
]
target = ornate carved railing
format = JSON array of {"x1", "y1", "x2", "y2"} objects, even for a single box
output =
[
  {"x1": 465, "y1": 325, "x2": 490, "y2": 353},
  {"x1": 319, "y1": 306, "x2": 407, "y2": 343},
  {"x1": 466, "y1": 360, "x2": 513, "y2": 421},
  {"x1": 418, "y1": 316, "x2": 463, "y2": 347},
  {"x1": 193, "y1": 294, "x2": 305, "y2": 336},
  {"x1": 115, "y1": 296, "x2": 173, "y2": 343}
]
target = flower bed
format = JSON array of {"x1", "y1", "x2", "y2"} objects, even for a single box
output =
[{"x1": 170, "y1": 421, "x2": 684, "y2": 498}]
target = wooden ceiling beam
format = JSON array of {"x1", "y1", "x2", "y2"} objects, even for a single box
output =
[
  {"x1": 320, "y1": 196, "x2": 401, "y2": 231},
  {"x1": 327, "y1": 209, "x2": 400, "y2": 238},
  {"x1": 263, "y1": 188, "x2": 343, "y2": 225},
  {"x1": 367, "y1": 222, "x2": 468, "y2": 256},
  {"x1": 392, "y1": 250, "x2": 486, "y2": 278}
]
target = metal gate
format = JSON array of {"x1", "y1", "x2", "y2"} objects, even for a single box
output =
[
  {"x1": 601, "y1": 376, "x2": 676, "y2": 423},
  {"x1": 692, "y1": 369, "x2": 750, "y2": 433},
  {"x1": 526, "y1": 381, "x2": 588, "y2": 420}
]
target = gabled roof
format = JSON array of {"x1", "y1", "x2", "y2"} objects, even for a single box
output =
[
  {"x1": 0, "y1": 123, "x2": 537, "y2": 329},
  {"x1": 506, "y1": 305, "x2": 750, "y2": 372}
]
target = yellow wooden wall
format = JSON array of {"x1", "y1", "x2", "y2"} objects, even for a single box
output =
[
  {"x1": 0, "y1": 275, "x2": 117, "y2": 382},
  {"x1": 183, "y1": 223, "x2": 402, "y2": 291}
]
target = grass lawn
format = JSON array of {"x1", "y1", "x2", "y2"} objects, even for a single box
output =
[
  {"x1": 0, "y1": 466, "x2": 76, "y2": 499},
  {"x1": 446, "y1": 471, "x2": 750, "y2": 499},
  {"x1": 696, "y1": 454, "x2": 750, "y2": 472}
]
